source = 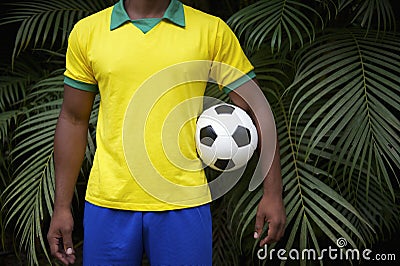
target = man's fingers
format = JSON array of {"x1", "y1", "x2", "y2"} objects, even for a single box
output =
[
  {"x1": 66, "y1": 247, "x2": 74, "y2": 255},
  {"x1": 47, "y1": 236, "x2": 70, "y2": 265},
  {"x1": 254, "y1": 213, "x2": 265, "y2": 239},
  {"x1": 48, "y1": 234, "x2": 62, "y2": 258},
  {"x1": 64, "y1": 253, "x2": 76, "y2": 265},
  {"x1": 55, "y1": 251, "x2": 73, "y2": 265},
  {"x1": 47, "y1": 209, "x2": 75, "y2": 265},
  {"x1": 60, "y1": 230, "x2": 75, "y2": 264},
  {"x1": 61, "y1": 228, "x2": 74, "y2": 254},
  {"x1": 48, "y1": 232, "x2": 75, "y2": 265},
  {"x1": 57, "y1": 238, "x2": 76, "y2": 265},
  {"x1": 260, "y1": 219, "x2": 285, "y2": 246}
]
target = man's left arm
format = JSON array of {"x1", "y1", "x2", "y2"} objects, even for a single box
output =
[{"x1": 228, "y1": 78, "x2": 286, "y2": 246}]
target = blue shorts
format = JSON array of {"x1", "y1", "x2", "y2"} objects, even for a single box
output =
[{"x1": 83, "y1": 201, "x2": 212, "y2": 266}]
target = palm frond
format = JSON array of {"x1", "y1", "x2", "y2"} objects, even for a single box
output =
[
  {"x1": 1, "y1": 69, "x2": 63, "y2": 264},
  {"x1": 0, "y1": 55, "x2": 44, "y2": 111},
  {"x1": 1, "y1": 68, "x2": 97, "y2": 265},
  {"x1": 0, "y1": 75, "x2": 27, "y2": 112},
  {"x1": 337, "y1": 169, "x2": 400, "y2": 244},
  {"x1": 318, "y1": 0, "x2": 339, "y2": 21},
  {"x1": 229, "y1": 88, "x2": 372, "y2": 265},
  {"x1": 248, "y1": 48, "x2": 294, "y2": 92},
  {"x1": 288, "y1": 29, "x2": 400, "y2": 200},
  {"x1": 0, "y1": 154, "x2": 10, "y2": 192},
  {"x1": 281, "y1": 104, "x2": 372, "y2": 247},
  {"x1": 227, "y1": 0, "x2": 324, "y2": 52},
  {"x1": 25, "y1": 69, "x2": 65, "y2": 105},
  {"x1": 212, "y1": 199, "x2": 240, "y2": 266},
  {"x1": 2, "y1": 102, "x2": 60, "y2": 265},
  {"x1": 338, "y1": 0, "x2": 396, "y2": 33},
  {"x1": 0, "y1": 0, "x2": 113, "y2": 60},
  {"x1": 0, "y1": 110, "x2": 20, "y2": 143}
]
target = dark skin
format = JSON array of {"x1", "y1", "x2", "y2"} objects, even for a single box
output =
[
  {"x1": 124, "y1": 0, "x2": 170, "y2": 19},
  {"x1": 229, "y1": 80, "x2": 286, "y2": 246},
  {"x1": 47, "y1": 1, "x2": 285, "y2": 265},
  {"x1": 47, "y1": 86, "x2": 95, "y2": 265}
]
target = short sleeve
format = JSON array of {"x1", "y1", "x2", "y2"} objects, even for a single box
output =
[
  {"x1": 64, "y1": 23, "x2": 98, "y2": 93},
  {"x1": 209, "y1": 18, "x2": 255, "y2": 93}
]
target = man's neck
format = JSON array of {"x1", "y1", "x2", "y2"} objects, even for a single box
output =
[{"x1": 124, "y1": 0, "x2": 171, "y2": 20}]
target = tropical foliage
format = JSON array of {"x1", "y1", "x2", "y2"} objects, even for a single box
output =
[{"x1": 0, "y1": 0, "x2": 399, "y2": 265}]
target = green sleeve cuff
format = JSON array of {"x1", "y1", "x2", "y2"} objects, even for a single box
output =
[
  {"x1": 222, "y1": 70, "x2": 256, "y2": 95},
  {"x1": 64, "y1": 76, "x2": 99, "y2": 93}
]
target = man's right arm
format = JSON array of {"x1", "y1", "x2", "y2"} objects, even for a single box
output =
[{"x1": 47, "y1": 85, "x2": 95, "y2": 265}]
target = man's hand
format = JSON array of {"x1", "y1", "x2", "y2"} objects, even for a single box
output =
[
  {"x1": 47, "y1": 208, "x2": 76, "y2": 265},
  {"x1": 253, "y1": 140, "x2": 286, "y2": 246},
  {"x1": 47, "y1": 85, "x2": 94, "y2": 264},
  {"x1": 254, "y1": 191, "x2": 286, "y2": 246},
  {"x1": 228, "y1": 79, "x2": 286, "y2": 245}
]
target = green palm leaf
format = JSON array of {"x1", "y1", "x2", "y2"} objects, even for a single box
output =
[
  {"x1": 288, "y1": 29, "x2": 400, "y2": 200},
  {"x1": 2, "y1": 104, "x2": 60, "y2": 265},
  {"x1": 338, "y1": 0, "x2": 396, "y2": 33},
  {"x1": 279, "y1": 99, "x2": 372, "y2": 249},
  {"x1": 248, "y1": 48, "x2": 293, "y2": 92},
  {"x1": 338, "y1": 170, "x2": 400, "y2": 244},
  {"x1": 0, "y1": 110, "x2": 19, "y2": 142},
  {"x1": 319, "y1": 0, "x2": 339, "y2": 21},
  {"x1": 0, "y1": 56, "x2": 44, "y2": 111},
  {"x1": 1, "y1": 70, "x2": 63, "y2": 264},
  {"x1": 0, "y1": 0, "x2": 114, "y2": 60},
  {"x1": 227, "y1": 0, "x2": 324, "y2": 52},
  {"x1": 212, "y1": 199, "x2": 240, "y2": 266},
  {"x1": 230, "y1": 87, "x2": 372, "y2": 265},
  {"x1": 0, "y1": 74, "x2": 26, "y2": 112},
  {"x1": 1, "y1": 69, "x2": 98, "y2": 265}
]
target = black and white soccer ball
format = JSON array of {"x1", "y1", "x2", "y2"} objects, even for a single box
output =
[{"x1": 195, "y1": 103, "x2": 258, "y2": 171}]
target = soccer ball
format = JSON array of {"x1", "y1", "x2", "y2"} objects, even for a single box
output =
[{"x1": 195, "y1": 103, "x2": 258, "y2": 171}]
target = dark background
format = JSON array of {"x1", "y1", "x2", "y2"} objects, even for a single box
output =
[
  {"x1": 0, "y1": 0, "x2": 17, "y2": 65},
  {"x1": 1, "y1": 0, "x2": 400, "y2": 66},
  {"x1": 0, "y1": 0, "x2": 238, "y2": 66}
]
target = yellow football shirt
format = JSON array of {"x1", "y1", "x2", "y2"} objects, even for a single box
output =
[{"x1": 64, "y1": 0, "x2": 255, "y2": 210}]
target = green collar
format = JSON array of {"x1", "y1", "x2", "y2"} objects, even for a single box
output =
[{"x1": 110, "y1": 0, "x2": 185, "y2": 30}]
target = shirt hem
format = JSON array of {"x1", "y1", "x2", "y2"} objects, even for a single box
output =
[
  {"x1": 85, "y1": 195, "x2": 212, "y2": 211},
  {"x1": 222, "y1": 70, "x2": 256, "y2": 95},
  {"x1": 64, "y1": 76, "x2": 99, "y2": 93}
]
